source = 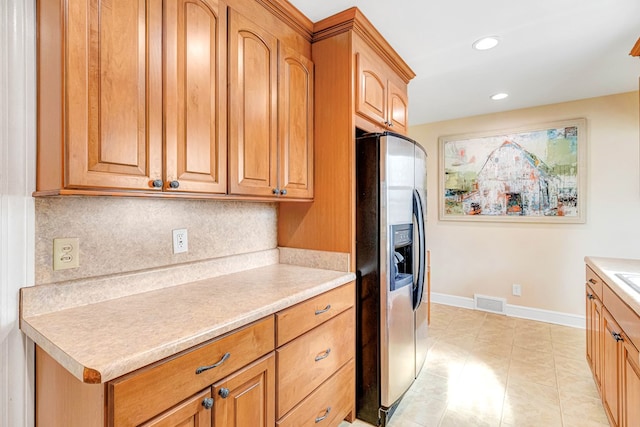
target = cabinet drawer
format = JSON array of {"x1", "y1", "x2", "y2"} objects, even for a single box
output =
[
  {"x1": 277, "y1": 360, "x2": 354, "y2": 427},
  {"x1": 276, "y1": 307, "x2": 355, "y2": 418},
  {"x1": 603, "y1": 284, "x2": 640, "y2": 352},
  {"x1": 108, "y1": 316, "x2": 274, "y2": 427},
  {"x1": 276, "y1": 281, "x2": 354, "y2": 346},
  {"x1": 587, "y1": 266, "x2": 604, "y2": 299}
]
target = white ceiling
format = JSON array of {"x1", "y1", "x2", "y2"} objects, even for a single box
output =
[{"x1": 288, "y1": 0, "x2": 640, "y2": 124}]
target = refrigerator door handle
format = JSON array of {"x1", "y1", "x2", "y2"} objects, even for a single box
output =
[{"x1": 412, "y1": 189, "x2": 426, "y2": 310}]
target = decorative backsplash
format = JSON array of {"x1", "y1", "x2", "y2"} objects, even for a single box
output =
[{"x1": 35, "y1": 197, "x2": 277, "y2": 285}]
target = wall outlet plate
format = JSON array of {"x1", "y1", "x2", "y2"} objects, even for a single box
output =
[
  {"x1": 53, "y1": 237, "x2": 79, "y2": 270},
  {"x1": 512, "y1": 283, "x2": 522, "y2": 297},
  {"x1": 172, "y1": 229, "x2": 188, "y2": 254}
]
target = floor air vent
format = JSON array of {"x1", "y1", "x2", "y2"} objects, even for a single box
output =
[{"x1": 474, "y1": 294, "x2": 506, "y2": 315}]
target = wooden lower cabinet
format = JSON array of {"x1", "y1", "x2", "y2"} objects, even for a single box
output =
[
  {"x1": 35, "y1": 285, "x2": 357, "y2": 427},
  {"x1": 276, "y1": 361, "x2": 354, "y2": 427},
  {"x1": 275, "y1": 281, "x2": 356, "y2": 425},
  {"x1": 141, "y1": 389, "x2": 213, "y2": 427},
  {"x1": 586, "y1": 265, "x2": 640, "y2": 427},
  {"x1": 212, "y1": 354, "x2": 275, "y2": 427},
  {"x1": 622, "y1": 337, "x2": 640, "y2": 427},
  {"x1": 586, "y1": 283, "x2": 603, "y2": 390},
  {"x1": 602, "y1": 308, "x2": 623, "y2": 427}
]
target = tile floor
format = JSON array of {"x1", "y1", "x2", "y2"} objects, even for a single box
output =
[{"x1": 340, "y1": 303, "x2": 609, "y2": 427}]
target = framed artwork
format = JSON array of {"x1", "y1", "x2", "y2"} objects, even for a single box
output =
[{"x1": 439, "y1": 118, "x2": 586, "y2": 223}]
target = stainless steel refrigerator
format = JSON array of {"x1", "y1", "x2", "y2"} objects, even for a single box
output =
[{"x1": 355, "y1": 132, "x2": 428, "y2": 426}]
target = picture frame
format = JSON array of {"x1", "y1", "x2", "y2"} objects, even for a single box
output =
[{"x1": 439, "y1": 118, "x2": 586, "y2": 223}]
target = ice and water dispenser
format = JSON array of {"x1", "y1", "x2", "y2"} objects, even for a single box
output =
[{"x1": 390, "y1": 224, "x2": 413, "y2": 291}]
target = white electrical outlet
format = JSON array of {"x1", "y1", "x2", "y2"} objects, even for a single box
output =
[
  {"x1": 512, "y1": 283, "x2": 522, "y2": 296},
  {"x1": 53, "y1": 237, "x2": 80, "y2": 270},
  {"x1": 172, "y1": 229, "x2": 188, "y2": 254}
]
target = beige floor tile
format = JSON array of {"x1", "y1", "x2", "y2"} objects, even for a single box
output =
[
  {"x1": 551, "y1": 339, "x2": 585, "y2": 360},
  {"x1": 390, "y1": 396, "x2": 447, "y2": 427},
  {"x1": 510, "y1": 344, "x2": 555, "y2": 367},
  {"x1": 476, "y1": 326, "x2": 515, "y2": 344},
  {"x1": 440, "y1": 406, "x2": 502, "y2": 427},
  {"x1": 560, "y1": 392, "x2": 610, "y2": 425},
  {"x1": 509, "y1": 362, "x2": 558, "y2": 387},
  {"x1": 513, "y1": 332, "x2": 554, "y2": 353}
]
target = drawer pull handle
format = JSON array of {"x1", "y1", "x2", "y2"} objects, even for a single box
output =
[
  {"x1": 315, "y1": 407, "x2": 331, "y2": 423},
  {"x1": 195, "y1": 352, "x2": 231, "y2": 374},
  {"x1": 315, "y1": 304, "x2": 332, "y2": 315},
  {"x1": 589, "y1": 278, "x2": 597, "y2": 284},
  {"x1": 315, "y1": 348, "x2": 331, "y2": 362},
  {"x1": 611, "y1": 331, "x2": 624, "y2": 342},
  {"x1": 202, "y1": 397, "x2": 214, "y2": 410}
]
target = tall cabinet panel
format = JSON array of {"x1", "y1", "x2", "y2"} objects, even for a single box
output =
[
  {"x1": 65, "y1": 0, "x2": 164, "y2": 191},
  {"x1": 278, "y1": 7, "x2": 415, "y2": 263},
  {"x1": 228, "y1": 9, "x2": 279, "y2": 197},
  {"x1": 164, "y1": 0, "x2": 227, "y2": 194}
]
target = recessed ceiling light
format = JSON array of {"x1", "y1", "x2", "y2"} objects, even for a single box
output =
[
  {"x1": 473, "y1": 36, "x2": 500, "y2": 51},
  {"x1": 490, "y1": 93, "x2": 509, "y2": 100}
]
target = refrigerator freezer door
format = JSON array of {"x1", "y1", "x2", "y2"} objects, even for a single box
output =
[
  {"x1": 414, "y1": 144, "x2": 429, "y2": 378},
  {"x1": 380, "y1": 134, "x2": 416, "y2": 407}
]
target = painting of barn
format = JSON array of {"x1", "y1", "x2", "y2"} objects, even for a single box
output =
[{"x1": 440, "y1": 119, "x2": 585, "y2": 223}]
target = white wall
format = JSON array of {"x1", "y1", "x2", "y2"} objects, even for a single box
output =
[
  {"x1": 0, "y1": 0, "x2": 36, "y2": 426},
  {"x1": 410, "y1": 91, "x2": 640, "y2": 318}
]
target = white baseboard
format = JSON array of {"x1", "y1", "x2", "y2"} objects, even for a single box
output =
[{"x1": 431, "y1": 292, "x2": 585, "y2": 329}]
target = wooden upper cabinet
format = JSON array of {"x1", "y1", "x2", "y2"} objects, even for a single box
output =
[
  {"x1": 228, "y1": 9, "x2": 279, "y2": 197},
  {"x1": 355, "y1": 39, "x2": 409, "y2": 135},
  {"x1": 387, "y1": 80, "x2": 409, "y2": 135},
  {"x1": 228, "y1": 10, "x2": 314, "y2": 200},
  {"x1": 37, "y1": 0, "x2": 313, "y2": 199},
  {"x1": 278, "y1": 44, "x2": 314, "y2": 199},
  {"x1": 61, "y1": 0, "x2": 164, "y2": 191},
  {"x1": 356, "y1": 51, "x2": 387, "y2": 129},
  {"x1": 164, "y1": 0, "x2": 227, "y2": 194}
]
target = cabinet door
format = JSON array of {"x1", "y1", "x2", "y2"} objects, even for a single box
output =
[
  {"x1": 164, "y1": 0, "x2": 227, "y2": 194},
  {"x1": 355, "y1": 51, "x2": 387, "y2": 129},
  {"x1": 622, "y1": 338, "x2": 640, "y2": 427},
  {"x1": 66, "y1": 0, "x2": 163, "y2": 190},
  {"x1": 212, "y1": 353, "x2": 275, "y2": 427},
  {"x1": 141, "y1": 389, "x2": 212, "y2": 427},
  {"x1": 586, "y1": 286, "x2": 603, "y2": 389},
  {"x1": 387, "y1": 80, "x2": 409, "y2": 135},
  {"x1": 603, "y1": 309, "x2": 622, "y2": 427},
  {"x1": 228, "y1": 10, "x2": 278, "y2": 197},
  {"x1": 278, "y1": 44, "x2": 314, "y2": 199}
]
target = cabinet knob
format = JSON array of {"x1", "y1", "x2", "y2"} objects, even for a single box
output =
[
  {"x1": 280, "y1": 189, "x2": 287, "y2": 195},
  {"x1": 273, "y1": 188, "x2": 279, "y2": 194},
  {"x1": 218, "y1": 388, "x2": 230, "y2": 399},
  {"x1": 169, "y1": 180, "x2": 180, "y2": 189},
  {"x1": 151, "y1": 179, "x2": 163, "y2": 188},
  {"x1": 202, "y1": 397, "x2": 214, "y2": 409},
  {"x1": 587, "y1": 294, "x2": 595, "y2": 300},
  {"x1": 611, "y1": 331, "x2": 624, "y2": 342}
]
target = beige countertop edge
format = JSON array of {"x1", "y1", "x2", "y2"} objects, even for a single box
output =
[
  {"x1": 584, "y1": 256, "x2": 640, "y2": 315},
  {"x1": 21, "y1": 265, "x2": 356, "y2": 384}
]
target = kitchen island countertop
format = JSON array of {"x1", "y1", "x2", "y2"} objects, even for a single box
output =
[{"x1": 20, "y1": 262, "x2": 355, "y2": 384}]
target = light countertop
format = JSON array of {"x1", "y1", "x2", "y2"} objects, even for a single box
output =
[
  {"x1": 21, "y1": 263, "x2": 355, "y2": 384},
  {"x1": 585, "y1": 256, "x2": 640, "y2": 316}
]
